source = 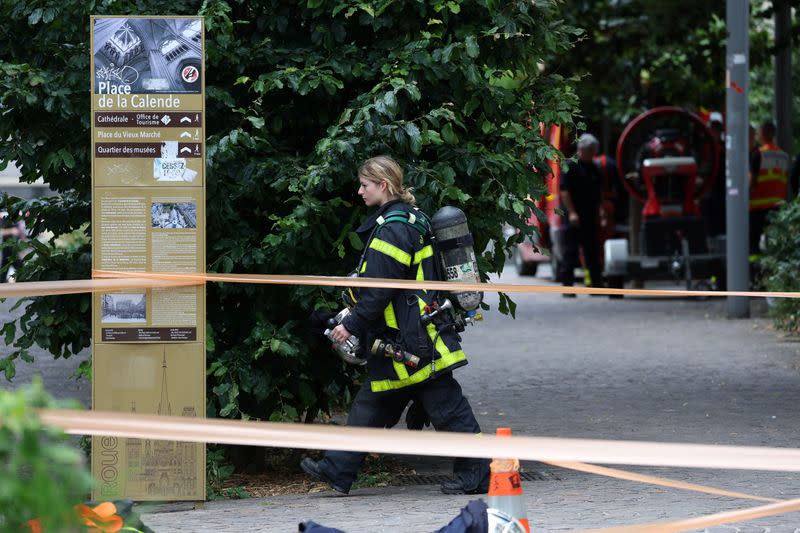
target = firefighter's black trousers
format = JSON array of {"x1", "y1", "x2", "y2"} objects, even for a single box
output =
[
  {"x1": 559, "y1": 222, "x2": 603, "y2": 287},
  {"x1": 316, "y1": 372, "x2": 489, "y2": 493}
]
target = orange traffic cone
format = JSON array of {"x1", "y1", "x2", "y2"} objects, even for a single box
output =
[{"x1": 487, "y1": 427, "x2": 530, "y2": 532}]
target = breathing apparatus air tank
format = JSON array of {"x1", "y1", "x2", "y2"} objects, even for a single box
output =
[{"x1": 431, "y1": 206, "x2": 482, "y2": 311}]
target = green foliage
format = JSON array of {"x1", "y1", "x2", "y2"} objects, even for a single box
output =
[
  {"x1": 0, "y1": 1, "x2": 579, "y2": 422},
  {"x1": 762, "y1": 198, "x2": 800, "y2": 333},
  {"x1": 560, "y1": 0, "x2": 797, "y2": 132},
  {"x1": 352, "y1": 470, "x2": 393, "y2": 489},
  {"x1": 0, "y1": 378, "x2": 94, "y2": 531},
  {"x1": 206, "y1": 446, "x2": 250, "y2": 500},
  {"x1": 0, "y1": 216, "x2": 92, "y2": 381},
  {"x1": 351, "y1": 455, "x2": 404, "y2": 489},
  {"x1": 559, "y1": 0, "x2": 725, "y2": 127},
  {"x1": 0, "y1": 0, "x2": 114, "y2": 384},
  {"x1": 749, "y1": 1, "x2": 800, "y2": 153},
  {"x1": 199, "y1": 0, "x2": 579, "y2": 423}
]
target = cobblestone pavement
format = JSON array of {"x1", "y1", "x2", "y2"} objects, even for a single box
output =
[
  {"x1": 4, "y1": 268, "x2": 800, "y2": 531},
  {"x1": 137, "y1": 470, "x2": 800, "y2": 532}
]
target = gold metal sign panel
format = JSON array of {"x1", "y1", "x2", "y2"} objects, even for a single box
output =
[{"x1": 90, "y1": 15, "x2": 206, "y2": 501}]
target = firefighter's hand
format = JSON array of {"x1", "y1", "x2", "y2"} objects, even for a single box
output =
[
  {"x1": 568, "y1": 212, "x2": 580, "y2": 226},
  {"x1": 331, "y1": 324, "x2": 352, "y2": 343},
  {"x1": 307, "y1": 310, "x2": 336, "y2": 334},
  {"x1": 406, "y1": 401, "x2": 431, "y2": 430}
]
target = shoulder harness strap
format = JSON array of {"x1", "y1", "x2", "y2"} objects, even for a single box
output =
[
  {"x1": 354, "y1": 209, "x2": 432, "y2": 276},
  {"x1": 375, "y1": 209, "x2": 431, "y2": 237}
]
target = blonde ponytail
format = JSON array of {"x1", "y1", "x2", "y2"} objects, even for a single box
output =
[{"x1": 399, "y1": 187, "x2": 416, "y2": 206}]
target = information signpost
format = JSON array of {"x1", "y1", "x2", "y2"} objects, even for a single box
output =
[{"x1": 90, "y1": 16, "x2": 205, "y2": 501}]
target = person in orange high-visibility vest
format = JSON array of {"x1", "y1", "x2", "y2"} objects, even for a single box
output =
[{"x1": 749, "y1": 120, "x2": 790, "y2": 255}]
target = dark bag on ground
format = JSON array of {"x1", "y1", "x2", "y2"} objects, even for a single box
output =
[{"x1": 298, "y1": 499, "x2": 488, "y2": 533}]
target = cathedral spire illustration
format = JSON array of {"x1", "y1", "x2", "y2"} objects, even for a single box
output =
[{"x1": 157, "y1": 348, "x2": 171, "y2": 416}]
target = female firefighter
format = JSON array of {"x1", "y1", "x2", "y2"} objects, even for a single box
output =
[{"x1": 301, "y1": 155, "x2": 489, "y2": 495}]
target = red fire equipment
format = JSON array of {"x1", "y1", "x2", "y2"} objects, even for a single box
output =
[{"x1": 604, "y1": 107, "x2": 725, "y2": 290}]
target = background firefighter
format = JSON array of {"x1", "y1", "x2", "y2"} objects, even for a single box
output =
[
  {"x1": 749, "y1": 120, "x2": 791, "y2": 256},
  {"x1": 559, "y1": 133, "x2": 604, "y2": 294},
  {"x1": 301, "y1": 156, "x2": 490, "y2": 495}
]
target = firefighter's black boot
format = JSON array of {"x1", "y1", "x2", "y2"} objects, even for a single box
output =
[
  {"x1": 300, "y1": 458, "x2": 350, "y2": 495},
  {"x1": 441, "y1": 459, "x2": 490, "y2": 495},
  {"x1": 440, "y1": 474, "x2": 489, "y2": 495}
]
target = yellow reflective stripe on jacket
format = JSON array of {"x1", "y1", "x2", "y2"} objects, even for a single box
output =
[
  {"x1": 360, "y1": 261, "x2": 367, "y2": 273},
  {"x1": 384, "y1": 302, "x2": 406, "y2": 379},
  {"x1": 370, "y1": 349, "x2": 467, "y2": 392},
  {"x1": 413, "y1": 245, "x2": 434, "y2": 265},
  {"x1": 750, "y1": 197, "x2": 785, "y2": 208},
  {"x1": 393, "y1": 361, "x2": 409, "y2": 380},
  {"x1": 414, "y1": 245, "x2": 432, "y2": 285},
  {"x1": 369, "y1": 238, "x2": 411, "y2": 266},
  {"x1": 383, "y1": 303, "x2": 398, "y2": 329},
  {"x1": 370, "y1": 298, "x2": 467, "y2": 392},
  {"x1": 418, "y1": 297, "x2": 462, "y2": 362},
  {"x1": 757, "y1": 174, "x2": 788, "y2": 183},
  {"x1": 751, "y1": 146, "x2": 790, "y2": 210}
]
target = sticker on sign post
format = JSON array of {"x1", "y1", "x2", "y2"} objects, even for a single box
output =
[
  {"x1": 153, "y1": 158, "x2": 197, "y2": 182},
  {"x1": 153, "y1": 142, "x2": 197, "y2": 182}
]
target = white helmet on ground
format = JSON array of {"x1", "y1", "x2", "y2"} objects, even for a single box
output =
[{"x1": 487, "y1": 508, "x2": 527, "y2": 533}]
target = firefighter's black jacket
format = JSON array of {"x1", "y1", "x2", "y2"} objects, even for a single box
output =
[{"x1": 341, "y1": 200, "x2": 468, "y2": 393}]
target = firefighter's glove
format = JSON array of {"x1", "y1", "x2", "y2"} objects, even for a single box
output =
[
  {"x1": 405, "y1": 401, "x2": 430, "y2": 430},
  {"x1": 307, "y1": 310, "x2": 336, "y2": 335}
]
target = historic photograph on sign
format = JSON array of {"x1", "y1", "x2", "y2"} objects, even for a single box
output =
[
  {"x1": 151, "y1": 202, "x2": 197, "y2": 229},
  {"x1": 101, "y1": 293, "x2": 146, "y2": 323},
  {"x1": 93, "y1": 18, "x2": 202, "y2": 94}
]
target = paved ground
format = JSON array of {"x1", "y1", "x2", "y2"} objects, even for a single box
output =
[
  {"x1": 0, "y1": 299, "x2": 91, "y2": 406},
  {"x1": 4, "y1": 267, "x2": 800, "y2": 532}
]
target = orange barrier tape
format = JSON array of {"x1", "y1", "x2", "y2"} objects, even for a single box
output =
[
  {"x1": 574, "y1": 497, "x2": 800, "y2": 532},
  {"x1": 545, "y1": 461, "x2": 779, "y2": 503},
  {"x1": 37, "y1": 408, "x2": 800, "y2": 472},
  {"x1": 33, "y1": 410, "x2": 777, "y2": 503},
  {"x1": 0, "y1": 270, "x2": 794, "y2": 300},
  {"x1": 0, "y1": 277, "x2": 200, "y2": 298},
  {"x1": 11, "y1": 271, "x2": 792, "y2": 529},
  {"x1": 37, "y1": 409, "x2": 800, "y2": 530},
  {"x1": 93, "y1": 269, "x2": 800, "y2": 299}
]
